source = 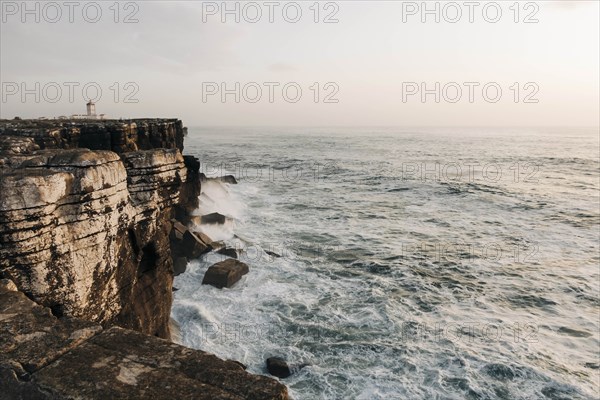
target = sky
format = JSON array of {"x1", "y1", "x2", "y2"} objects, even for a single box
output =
[{"x1": 1, "y1": 0, "x2": 599, "y2": 127}]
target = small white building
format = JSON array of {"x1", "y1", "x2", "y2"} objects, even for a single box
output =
[{"x1": 71, "y1": 101, "x2": 106, "y2": 120}]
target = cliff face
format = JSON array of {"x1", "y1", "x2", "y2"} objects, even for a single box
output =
[
  {"x1": 0, "y1": 119, "x2": 198, "y2": 339},
  {"x1": 0, "y1": 119, "x2": 289, "y2": 399},
  {"x1": 0, "y1": 118, "x2": 184, "y2": 154}
]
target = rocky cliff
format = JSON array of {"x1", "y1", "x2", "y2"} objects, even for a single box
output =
[
  {"x1": 0, "y1": 118, "x2": 289, "y2": 399},
  {"x1": 0, "y1": 119, "x2": 198, "y2": 339}
]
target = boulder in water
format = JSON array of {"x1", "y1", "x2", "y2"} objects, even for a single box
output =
[
  {"x1": 194, "y1": 231, "x2": 214, "y2": 247},
  {"x1": 266, "y1": 357, "x2": 309, "y2": 378},
  {"x1": 265, "y1": 250, "x2": 282, "y2": 258},
  {"x1": 181, "y1": 230, "x2": 211, "y2": 258},
  {"x1": 170, "y1": 219, "x2": 214, "y2": 263},
  {"x1": 202, "y1": 259, "x2": 249, "y2": 289},
  {"x1": 266, "y1": 357, "x2": 291, "y2": 378},
  {"x1": 200, "y1": 212, "x2": 227, "y2": 225},
  {"x1": 169, "y1": 219, "x2": 187, "y2": 241}
]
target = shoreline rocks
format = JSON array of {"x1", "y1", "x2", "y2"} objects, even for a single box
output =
[
  {"x1": 0, "y1": 119, "x2": 197, "y2": 339},
  {"x1": 202, "y1": 259, "x2": 249, "y2": 289},
  {"x1": 200, "y1": 212, "x2": 228, "y2": 225},
  {"x1": 266, "y1": 357, "x2": 309, "y2": 379},
  {"x1": 0, "y1": 119, "x2": 291, "y2": 398},
  {"x1": 169, "y1": 219, "x2": 218, "y2": 276},
  {"x1": 0, "y1": 281, "x2": 289, "y2": 399},
  {"x1": 217, "y1": 247, "x2": 239, "y2": 259}
]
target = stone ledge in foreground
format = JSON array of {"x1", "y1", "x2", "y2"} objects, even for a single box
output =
[{"x1": 0, "y1": 281, "x2": 289, "y2": 400}]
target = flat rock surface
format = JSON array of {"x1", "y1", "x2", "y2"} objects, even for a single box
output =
[
  {"x1": 0, "y1": 283, "x2": 289, "y2": 400},
  {"x1": 0, "y1": 283, "x2": 101, "y2": 373}
]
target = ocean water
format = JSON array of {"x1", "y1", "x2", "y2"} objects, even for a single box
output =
[{"x1": 172, "y1": 127, "x2": 600, "y2": 400}]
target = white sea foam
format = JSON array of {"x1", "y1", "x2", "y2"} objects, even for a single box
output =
[
  {"x1": 195, "y1": 179, "x2": 245, "y2": 220},
  {"x1": 174, "y1": 128, "x2": 600, "y2": 400},
  {"x1": 188, "y1": 179, "x2": 246, "y2": 241}
]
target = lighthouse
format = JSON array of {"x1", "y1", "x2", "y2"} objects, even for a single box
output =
[
  {"x1": 86, "y1": 101, "x2": 96, "y2": 118},
  {"x1": 70, "y1": 102, "x2": 106, "y2": 120}
]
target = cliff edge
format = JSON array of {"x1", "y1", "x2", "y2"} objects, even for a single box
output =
[
  {"x1": 0, "y1": 279, "x2": 288, "y2": 399},
  {"x1": 0, "y1": 119, "x2": 196, "y2": 338},
  {"x1": 0, "y1": 119, "x2": 289, "y2": 399}
]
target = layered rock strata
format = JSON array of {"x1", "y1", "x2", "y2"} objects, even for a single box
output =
[
  {"x1": 0, "y1": 119, "x2": 196, "y2": 339},
  {"x1": 0, "y1": 118, "x2": 184, "y2": 154}
]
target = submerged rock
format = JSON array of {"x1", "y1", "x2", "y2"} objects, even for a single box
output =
[
  {"x1": 266, "y1": 358, "x2": 291, "y2": 378},
  {"x1": 220, "y1": 175, "x2": 238, "y2": 184},
  {"x1": 266, "y1": 358, "x2": 309, "y2": 379},
  {"x1": 217, "y1": 247, "x2": 239, "y2": 259},
  {"x1": 202, "y1": 259, "x2": 249, "y2": 289}
]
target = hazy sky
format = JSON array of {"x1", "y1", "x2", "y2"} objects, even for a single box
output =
[{"x1": 1, "y1": 0, "x2": 598, "y2": 126}]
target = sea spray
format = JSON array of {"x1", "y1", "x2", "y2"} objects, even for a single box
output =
[
  {"x1": 189, "y1": 178, "x2": 246, "y2": 241},
  {"x1": 174, "y1": 127, "x2": 600, "y2": 400}
]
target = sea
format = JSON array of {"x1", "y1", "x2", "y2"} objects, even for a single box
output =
[{"x1": 171, "y1": 127, "x2": 599, "y2": 400}]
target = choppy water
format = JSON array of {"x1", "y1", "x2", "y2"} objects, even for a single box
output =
[{"x1": 172, "y1": 127, "x2": 599, "y2": 399}]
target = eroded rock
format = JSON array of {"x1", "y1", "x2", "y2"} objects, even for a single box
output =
[
  {"x1": 0, "y1": 285, "x2": 101, "y2": 374},
  {"x1": 33, "y1": 327, "x2": 288, "y2": 399},
  {"x1": 0, "y1": 119, "x2": 196, "y2": 339},
  {"x1": 181, "y1": 230, "x2": 212, "y2": 259},
  {"x1": 202, "y1": 259, "x2": 249, "y2": 289}
]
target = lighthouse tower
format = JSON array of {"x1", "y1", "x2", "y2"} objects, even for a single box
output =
[{"x1": 86, "y1": 101, "x2": 96, "y2": 118}]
